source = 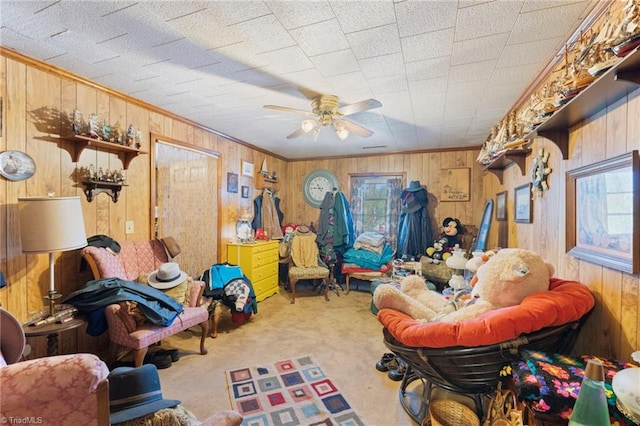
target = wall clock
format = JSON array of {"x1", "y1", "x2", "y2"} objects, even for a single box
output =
[{"x1": 303, "y1": 169, "x2": 339, "y2": 208}]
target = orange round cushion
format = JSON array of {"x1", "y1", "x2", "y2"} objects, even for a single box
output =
[{"x1": 377, "y1": 278, "x2": 594, "y2": 348}]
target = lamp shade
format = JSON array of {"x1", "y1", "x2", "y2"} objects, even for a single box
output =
[{"x1": 18, "y1": 196, "x2": 87, "y2": 253}]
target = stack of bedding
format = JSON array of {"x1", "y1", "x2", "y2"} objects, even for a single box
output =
[{"x1": 342, "y1": 232, "x2": 394, "y2": 274}]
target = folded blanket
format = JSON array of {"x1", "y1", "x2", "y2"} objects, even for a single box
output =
[{"x1": 343, "y1": 243, "x2": 394, "y2": 270}]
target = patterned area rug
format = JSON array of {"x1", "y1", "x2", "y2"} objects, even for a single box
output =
[{"x1": 226, "y1": 355, "x2": 364, "y2": 426}]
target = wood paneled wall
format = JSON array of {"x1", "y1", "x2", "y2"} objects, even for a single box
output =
[
  {"x1": 482, "y1": 89, "x2": 640, "y2": 362},
  {"x1": 0, "y1": 49, "x2": 286, "y2": 358},
  {"x1": 282, "y1": 150, "x2": 485, "y2": 235},
  {"x1": 2, "y1": 48, "x2": 638, "y2": 363}
]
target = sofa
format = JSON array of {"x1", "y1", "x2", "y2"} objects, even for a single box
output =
[
  {"x1": 81, "y1": 239, "x2": 210, "y2": 367},
  {"x1": 1, "y1": 307, "x2": 111, "y2": 426}
]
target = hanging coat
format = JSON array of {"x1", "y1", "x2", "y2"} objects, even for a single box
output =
[{"x1": 396, "y1": 182, "x2": 432, "y2": 259}]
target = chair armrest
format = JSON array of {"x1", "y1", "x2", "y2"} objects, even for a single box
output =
[
  {"x1": 0, "y1": 353, "x2": 110, "y2": 425},
  {"x1": 187, "y1": 279, "x2": 206, "y2": 307}
]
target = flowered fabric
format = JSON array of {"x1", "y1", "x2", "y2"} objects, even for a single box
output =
[{"x1": 512, "y1": 350, "x2": 637, "y2": 425}]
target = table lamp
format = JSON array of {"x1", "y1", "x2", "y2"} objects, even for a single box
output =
[{"x1": 18, "y1": 196, "x2": 87, "y2": 318}]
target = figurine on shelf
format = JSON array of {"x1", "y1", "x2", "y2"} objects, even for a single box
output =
[
  {"x1": 88, "y1": 114, "x2": 100, "y2": 139},
  {"x1": 101, "y1": 120, "x2": 111, "y2": 142},
  {"x1": 97, "y1": 167, "x2": 104, "y2": 181},
  {"x1": 135, "y1": 130, "x2": 142, "y2": 149},
  {"x1": 126, "y1": 124, "x2": 135, "y2": 146},
  {"x1": 112, "y1": 121, "x2": 123, "y2": 145},
  {"x1": 72, "y1": 109, "x2": 84, "y2": 135},
  {"x1": 88, "y1": 164, "x2": 96, "y2": 181}
]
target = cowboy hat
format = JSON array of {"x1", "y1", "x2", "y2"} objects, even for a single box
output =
[
  {"x1": 109, "y1": 364, "x2": 181, "y2": 424},
  {"x1": 147, "y1": 262, "x2": 187, "y2": 290}
]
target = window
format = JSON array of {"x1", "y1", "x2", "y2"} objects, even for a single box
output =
[{"x1": 349, "y1": 173, "x2": 404, "y2": 249}]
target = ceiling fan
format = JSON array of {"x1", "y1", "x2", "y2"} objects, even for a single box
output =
[{"x1": 264, "y1": 94, "x2": 382, "y2": 141}]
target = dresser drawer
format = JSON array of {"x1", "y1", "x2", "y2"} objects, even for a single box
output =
[
  {"x1": 253, "y1": 274, "x2": 279, "y2": 302},
  {"x1": 247, "y1": 262, "x2": 277, "y2": 282},
  {"x1": 251, "y1": 247, "x2": 277, "y2": 267}
]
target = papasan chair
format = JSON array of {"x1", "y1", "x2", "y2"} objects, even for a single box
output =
[{"x1": 377, "y1": 277, "x2": 595, "y2": 424}]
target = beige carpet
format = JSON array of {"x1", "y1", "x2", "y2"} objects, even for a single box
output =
[{"x1": 153, "y1": 283, "x2": 415, "y2": 425}]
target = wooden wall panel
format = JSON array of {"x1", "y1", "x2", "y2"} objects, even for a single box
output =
[
  {"x1": 282, "y1": 150, "x2": 485, "y2": 244},
  {"x1": 484, "y1": 87, "x2": 640, "y2": 361},
  {"x1": 2, "y1": 49, "x2": 639, "y2": 363}
]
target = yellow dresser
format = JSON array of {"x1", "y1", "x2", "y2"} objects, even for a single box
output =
[{"x1": 227, "y1": 241, "x2": 279, "y2": 302}]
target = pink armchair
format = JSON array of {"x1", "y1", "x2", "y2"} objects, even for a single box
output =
[
  {"x1": 81, "y1": 239, "x2": 209, "y2": 366},
  {"x1": 0, "y1": 308, "x2": 110, "y2": 426}
]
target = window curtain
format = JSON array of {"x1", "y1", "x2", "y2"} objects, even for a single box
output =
[{"x1": 349, "y1": 176, "x2": 402, "y2": 250}]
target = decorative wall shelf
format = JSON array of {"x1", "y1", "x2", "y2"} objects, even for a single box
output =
[
  {"x1": 63, "y1": 135, "x2": 147, "y2": 169},
  {"x1": 255, "y1": 173, "x2": 279, "y2": 190},
  {"x1": 527, "y1": 47, "x2": 640, "y2": 159},
  {"x1": 81, "y1": 180, "x2": 128, "y2": 203},
  {"x1": 485, "y1": 149, "x2": 531, "y2": 184}
]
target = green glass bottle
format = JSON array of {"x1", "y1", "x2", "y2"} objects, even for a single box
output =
[{"x1": 568, "y1": 359, "x2": 610, "y2": 426}]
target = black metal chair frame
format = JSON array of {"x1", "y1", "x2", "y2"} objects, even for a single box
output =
[{"x1": 383, "y1": 317, "x2": 588, "y2": 424}]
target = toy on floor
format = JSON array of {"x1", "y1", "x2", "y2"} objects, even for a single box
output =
[
  {"x1": 425, "y1": 217, "x2": 464, "y2": 264},
  {"x1": 373, "y1": 248, "x2": 553, "y2": 323}
]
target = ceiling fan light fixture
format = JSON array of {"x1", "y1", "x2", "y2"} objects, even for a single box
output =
[
  {"x1": 301, "y1": 119, "x2": 317, "y2": 133},
  {"x1": 336, "y1": 128, "x2": 350, "y2": 140}
]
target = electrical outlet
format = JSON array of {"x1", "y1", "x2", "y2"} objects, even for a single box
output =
[{"x1": 125, "y1": 221, "x2": 134, "y2": 234}]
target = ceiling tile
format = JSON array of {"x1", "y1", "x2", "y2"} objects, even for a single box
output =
[
  {"x1": 402, "y1": 29, "x2": 454, "y2": 62},
  {"x1": 405, "y1": 56, "x2": 451, "y2": 81},
  {"x1": 266, "y1": 1, "x2": 335, "y2": 29},
  {"x1": 455, "y1": 1, "x2": 523, "y2": 41},
  {"x1": 289, "y1": 19, "x2": 349, "y2": 57},
  {"x1": 509, "y1": 2, "x2": 589, "y2": 44},
  {"x1": 451, "y1": 32, "x2": 510, "y2": 66},
  {"x1": 311, "y1": 49, "x2": 360, "y2": 76},
  {"x1": 330, "y1": 1, "x2": 396, "y2": 34},
  {"x1": 395, "y1": 0, "x2": 457, "y2": 37},
  {"x1": 358, "y1": 53, "x2": 405, "y2": 79},
  {"x1": 346, "y1": 24, "x2": 402, "y2": 60}
]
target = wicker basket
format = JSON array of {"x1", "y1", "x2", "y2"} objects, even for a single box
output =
[{"x1": 428, "y1": 399, "x2": 480, "y2": 426}]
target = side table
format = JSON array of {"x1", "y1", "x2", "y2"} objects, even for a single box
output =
[{"x1": 22, "y1": 317, "x2": 86, "y2": 356}]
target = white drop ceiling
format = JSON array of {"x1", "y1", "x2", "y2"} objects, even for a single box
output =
[{"x1": 0, "y1": 0, "x2": 594, "y2": 160}]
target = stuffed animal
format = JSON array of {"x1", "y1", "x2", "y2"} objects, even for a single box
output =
[
  {"x1": 426, "y1": 217, "x2": 464, "y2": 264},
  {"x1": 373, "y1": 248, "x2": 553, "y2": 323}
]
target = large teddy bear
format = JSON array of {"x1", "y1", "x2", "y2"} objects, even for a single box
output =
[{"x1": 373, "y1": 248, "x2": 553, "y2": 323}]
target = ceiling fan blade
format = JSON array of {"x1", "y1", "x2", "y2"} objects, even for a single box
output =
[
  {"x1": 264, "y1": 104, "x2": 317, "y2": 117},
  {"x1": 341, "y1": 119, "x2": 374, "y2": 138},
  {"x1": 286, "y1": 128, "x2": 306, "y2": 139},
  {"x1": 337, "y1": 98, "x2": 382, "y2": 116}
]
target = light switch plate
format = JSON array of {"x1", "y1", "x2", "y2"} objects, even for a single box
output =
[{"x1": 125, "y1": 221, "x2": 134, "y2": 234}]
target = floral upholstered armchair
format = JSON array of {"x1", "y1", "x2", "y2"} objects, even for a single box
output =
[
  {"x1": 80, "y1": 239, "x2": 211, "y2": 366},
  {"x1": 0, "y1": 307, "x2": 110, "y2": 426}
]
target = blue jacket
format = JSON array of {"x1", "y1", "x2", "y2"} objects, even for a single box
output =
[{"x1": 63, "y1": 278, "x2": 184, "y2": 336}]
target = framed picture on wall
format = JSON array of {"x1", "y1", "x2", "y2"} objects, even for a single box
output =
[
  {"x1": 227, "y1": 172, "x2": 238, "y2": 193},
  {"x1": 441, "y1": 167, "x2": 470, "y2": 201},
  {"x1": 241, "y1": 185, "x2": 249, "y2": 199},
  {"x1": 514, "y1": 183, "x2": 532, "y2": 223},
  {"x1": 566, "y1": 151, "x2": 639, "y2": 274},
  {"x1": 241, "y1": 160, "x2": 254, "y2": 177},
  {"x1": 495, "y1": 191, "x2": 507, "y2": 221}
]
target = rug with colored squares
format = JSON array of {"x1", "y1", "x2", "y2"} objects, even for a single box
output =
[{"x1": 226, "y1": 355, "x2": 364, "y2": 426}]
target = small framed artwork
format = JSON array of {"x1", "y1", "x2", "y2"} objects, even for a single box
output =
[
  {"x1": 227, "y1": 172, "x2": 238, "y2": 193},
  {"x1": 241, "y1": 160, "x2": 254, "y2": 177},
  {"x1": 495, "y1": 191, "x2": 507, "y2": 221},
  {"x1": 514, "y1": 183, "x2": 532, "y2": 223},
  {"x1": 241, "y1": 185, "x2": 250, "y2": 199},
  {"x1": 566, "y1": 151, "x2": 639, "y2": 274},
  {"x1": 441, "y1": 167, "x2": 470, "y2": 201}
]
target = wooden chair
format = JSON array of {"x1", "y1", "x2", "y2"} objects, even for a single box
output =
[{"x1": 287, "y1": 231, "x2": 329, "y2": 304}]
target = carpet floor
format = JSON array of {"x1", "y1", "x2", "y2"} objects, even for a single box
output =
[{"x1": 153, "y1": 282, "x2": 414, "y2": 425}]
